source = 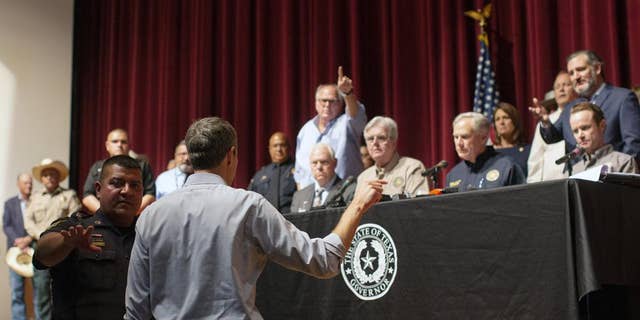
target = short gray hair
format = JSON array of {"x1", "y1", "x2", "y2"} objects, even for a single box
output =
[
  {"x1": 452, "y1": 112, "x2": 490, "y2": 136},
  {"x1": 364, "y1": 116, "x2": 398, "y2": 141},
  {"x1": 185, "y1": 117, "x2": 237, "y2": 170},
  {"x1": 566, "y1": 50, "x2": 603, "y2": 66},
  {"x1": 315, "y1": 84, "x2": 344, "y2": 105},
  {"x1": 310, "y1": 143, "x2": 336, "y2": 160}
]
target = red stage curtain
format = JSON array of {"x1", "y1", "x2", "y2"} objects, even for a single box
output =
[{"x1": 71, "y1": 0, "x2": 640, "y2": 190}]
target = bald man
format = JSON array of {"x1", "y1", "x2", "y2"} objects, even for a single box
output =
[
  {"x1": 82, "y1": 129, "x2": 155, "y2": 213},
  {"x1": 248, "y1": 132, "x2": 297, "y2": 213}
]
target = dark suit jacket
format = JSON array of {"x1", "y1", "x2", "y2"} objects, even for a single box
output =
[
  {"x1": 3, "y1": 196, "x2": 28, "y2": 249},
  {"x1": 290, "y1": 176, "x2": 356, "y2": 213},
  {"x1": 540, "y1": 84, "x2": 640, "y2": 158}
]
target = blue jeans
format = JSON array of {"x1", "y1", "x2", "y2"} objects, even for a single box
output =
[
  {"x1": 8, "y1": 269, "x2": 26, "y2": 320},
  {"x1": 32, "y1": 268, "x2": 51, "y2": 320}
]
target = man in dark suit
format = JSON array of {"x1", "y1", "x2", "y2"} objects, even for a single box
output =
[
  {"x1": 290, "y1": 143, "x2": 355, "y2": 213},
  {"x1": 2, "y1": 173, "x2": 33, "y2": 320},
  {"x1": 530, "y1": 50, "x2": 640, "y2": 159}
]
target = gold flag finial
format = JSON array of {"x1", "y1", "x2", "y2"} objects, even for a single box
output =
[{"x1": 464, "y1": 3, "x2": 492, "y2": 43}]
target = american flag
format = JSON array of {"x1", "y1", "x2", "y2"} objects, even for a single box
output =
[{"x1": 472, "y1": 39, "x2": 500, "y2": 122}]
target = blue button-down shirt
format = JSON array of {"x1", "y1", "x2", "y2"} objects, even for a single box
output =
[{"x1": 294, "y1": 103, "x2": 367, "y2": 188}]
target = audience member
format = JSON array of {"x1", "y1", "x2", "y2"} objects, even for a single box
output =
[
  {"x1": 295, "y1": 66, "x2": 367, "y2": 188},
  {"x1": 248, "y1": 132, "x2": 297, "y2": 213},
  {"x1": 3, "y1": 173, "x2": 34, "y2": 320},
  {"x1": 155, "y1": 140, "x2": 193, "y2": 199},
  {"x1": 492, "y1": 102, "x2": 531, "y2": 175},
  {"x1": 357, "y1": 116, "x2": 430, "y2": 197},
  {"x1": 530, "y1": 50, "x2": 640, "y2": 159},
  {"x1": 360, "y1": 145, "x2": 374, "y2": 169},
  {"x1": 125, "y1": 117, "x2": 384, "y2": 319},
  {"x1": 33, "y1": 155, "x2": 143, "y2": 320},
  {"x1": 446, "y1": 112, "x2": 525, "y2": 191},
  {"x1": 527, "y1": 71, "x2": 578, "y2": 182},
  {"x1": 82, "y1": 128, "x2": 155, "y2": 213},
  {"x1": 291, "y1": 143, "x2": 356, "y2": 213},
  {"x1": 24, "y1": 159, "x2": 82, "y2": 320},
  {"x1": 569, "y1": 103, "x2": 638, "y2": 174}
]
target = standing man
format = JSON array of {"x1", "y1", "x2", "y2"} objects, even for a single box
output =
[
  {"x1": 83, "y1": 128, "x2": 155, "y2": 213},
  {"x1": 295, "y1": 66, "x2": 367, "y2": 188},
  {"x1": 33, "y1": 155, "x2": 143, "y2": 320},
  {"x1": 155, "y1": 140, "x2": 193, "y2": 199},
  {"x1": 569, "y1": 103, "x2": 638, "y2": 174},
  {"x1": 357, "y1": 116, "x2": 430, "y2": 197},
  {"x1": 530, "y1": 50, "x2": 640, "y2": 159},
  {"x1": 527, "y1": 71, "x2": 578, "y2": 182},
  {"x1": 25, "y1": 159, "x2": 82, "y2": 320},
  {"x1": 3, "y1": 173, "x2": 33, "y2": 320},
  {"x1": 446, "y1": 112, "x2": 525, "y2": 192},
  {"x1": 248, "y1": 132, "x2": 297, "y2": 213},
  {"x1": 125, "y1": 117, "x2": 384, "y2": 319},
  {"x1": 290, "y1": 143, "x2": 356, "y2": 213}
]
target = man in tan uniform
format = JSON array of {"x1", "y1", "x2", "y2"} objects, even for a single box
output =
[
  {"x1": 357, "y1": 116, "x2": 430, "y2": 197},
  {"x1": 24, "y1": 158, "x2": 82, "y2": 320}
]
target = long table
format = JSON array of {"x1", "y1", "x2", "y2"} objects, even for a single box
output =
[{"x1": 256, "y1": 179, "x2": 640, "y2": 319}]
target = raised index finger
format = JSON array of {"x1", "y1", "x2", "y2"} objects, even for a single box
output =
[{"x1": 338, "y1": 66, "x2": 344, "y2": 79}]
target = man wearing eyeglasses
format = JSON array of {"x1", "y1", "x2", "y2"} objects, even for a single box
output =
[
  {"x1": 357, "y1": 116, "x2": 430, "y2": 198},
  {"x1": 294, "y1": 66, "x2": 367, "y2": 189},
  {"x1": 290, "y1": 143, "x2": 356, "y2": 212}
]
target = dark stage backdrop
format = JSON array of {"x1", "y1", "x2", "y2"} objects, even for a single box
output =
[{"x1": 70, "y1": 0, "x2": 640, "y2": 190}]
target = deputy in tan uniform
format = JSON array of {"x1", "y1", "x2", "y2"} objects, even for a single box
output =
[
  {"x1": 24, "y1": 158, "x2": 82, "y2": 320},
  {"x1": 357, "y1": 116, "x2": 430, "y2": 197}
]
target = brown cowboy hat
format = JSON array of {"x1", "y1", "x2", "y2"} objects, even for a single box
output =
[{"x1": 32, "y1": 158, "x2": 69, "y2": 182}]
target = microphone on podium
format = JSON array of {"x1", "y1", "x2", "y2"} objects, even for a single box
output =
[
  {"x1": 555, "y1": 147, "x2": 584, "y2": 165},
  {"x1": 421, "y1": 160, "x2": 448, "y2": 177}
]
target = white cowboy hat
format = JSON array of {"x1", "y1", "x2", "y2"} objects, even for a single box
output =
[
  {"x1": 5, "y1": 247, "x2": 34, "y2": 278},
  {"x1": 32, "y1": 158, "x2": 69, "y2": 182}
]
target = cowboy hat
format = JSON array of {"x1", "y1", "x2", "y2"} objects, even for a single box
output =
[
  {"x1": 5, "y1": 247, "x2": 34, "y2": 278},
  {"x1": 32, "y1": 158, "x2": 69, "y2": 182}
]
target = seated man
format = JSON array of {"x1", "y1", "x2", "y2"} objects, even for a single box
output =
[
  {"x1": 83, "y1": 128, "x2": 155, "y2": 213},
  {"x1": 155, "y1": 140, "x2": 193, "y2": 199},
  {"x1": 34, "y1": 155, "x2": 143, "y2": 320},
  {"x1": 291, "y1": 143, "x2": 356, "y2": 213},
  {"x1": 248, "y1": 132, "x2": 297, "y2": 213},
  {"x1": 446, "y1": 112, "x2": 525, "y2": 191},
  {"x1": 570, "y1": 102, "x2": 639, "y2": 174},
  {"x1": 357, "y1": 116, "x2": 430, "y2": 197}
]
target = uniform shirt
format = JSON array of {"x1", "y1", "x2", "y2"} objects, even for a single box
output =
[
  {"x1": 294, "y1": 103, "x2": 367, "y2": 188},
  {"x1": 33, "y1": 210, "x2": 136, "y2": 320},
  {"x1": 446, "y1": 146, "x2": 525, "y2": 192},
  {"x1": 572, "y1": 144, "x2": 639, "y2": 174},
  {"x1": 495, "y1": 144, "x2": 531, "y2": 176},
  {"x1": 247, "y1": 158, "x2": 296, "y2": 213},
  {"x1": 527, "y1": 107, "x2": 567, "y2": 182},
  {"x1": 125, "y1": 173, "x2": 347, "y2": 320},
  {"x1": 83, "y1": 159, "x2": 155, "y2": 198},
  {"x1": 24, "y1": 187, "x2": 81, "y2": 240},
  {"x1": 357, "y1": 153, "x2": 430, "y2": 197},
  {"x1": 154, "y1": 167, "x2": 188, "y2": 199}
]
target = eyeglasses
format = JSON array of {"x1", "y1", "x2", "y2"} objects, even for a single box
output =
[
  {"x1": 365, "y1": 135, "x2": 389, "y2": 144},
  {"x1": 316, "y1": 98, "x2": 339, "y2": 104}
]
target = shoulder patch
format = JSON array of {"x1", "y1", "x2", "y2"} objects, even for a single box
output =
[{"x1": 485, "y1": 169, "x2": 500, "y2": 182}]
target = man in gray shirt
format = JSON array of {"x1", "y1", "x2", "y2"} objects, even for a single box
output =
[
  {"x1": 125, "y1": 117, "x2": 384, "y2": 319},
  {"x1": 570, "y1": 102, "x2": 639, "y2": 174}
]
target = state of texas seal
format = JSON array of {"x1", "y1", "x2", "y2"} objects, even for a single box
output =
[{"x1": 340, "y1": 223, "x2": 398, "y2": 300}]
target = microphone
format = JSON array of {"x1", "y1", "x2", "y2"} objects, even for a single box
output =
[
  {"x1": 421, "y1": 160, "x2": 448, "y2": 177},
  {"x1": 325, "y1": 176, "x2": 356, "y2": 207},
  {"x1": 555, "y1": 147, "x2": 584, "y2": 165}
]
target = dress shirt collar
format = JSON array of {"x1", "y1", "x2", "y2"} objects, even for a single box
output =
[
  {"x1": 374, "y1": 152, "x2": 400, "y2": 177},
  {"x1": 314, "y1": 175, "x2": 338, "y2": 191},
  {"x1": 581, "y1": 144, "x2": 613, "y2": 165},
  {"x1": 589, "y1": 83, "x2": 606, "y2": 102},
  {"x1": 184, "y1": 172, "x2": 227, "y2": 187}
]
